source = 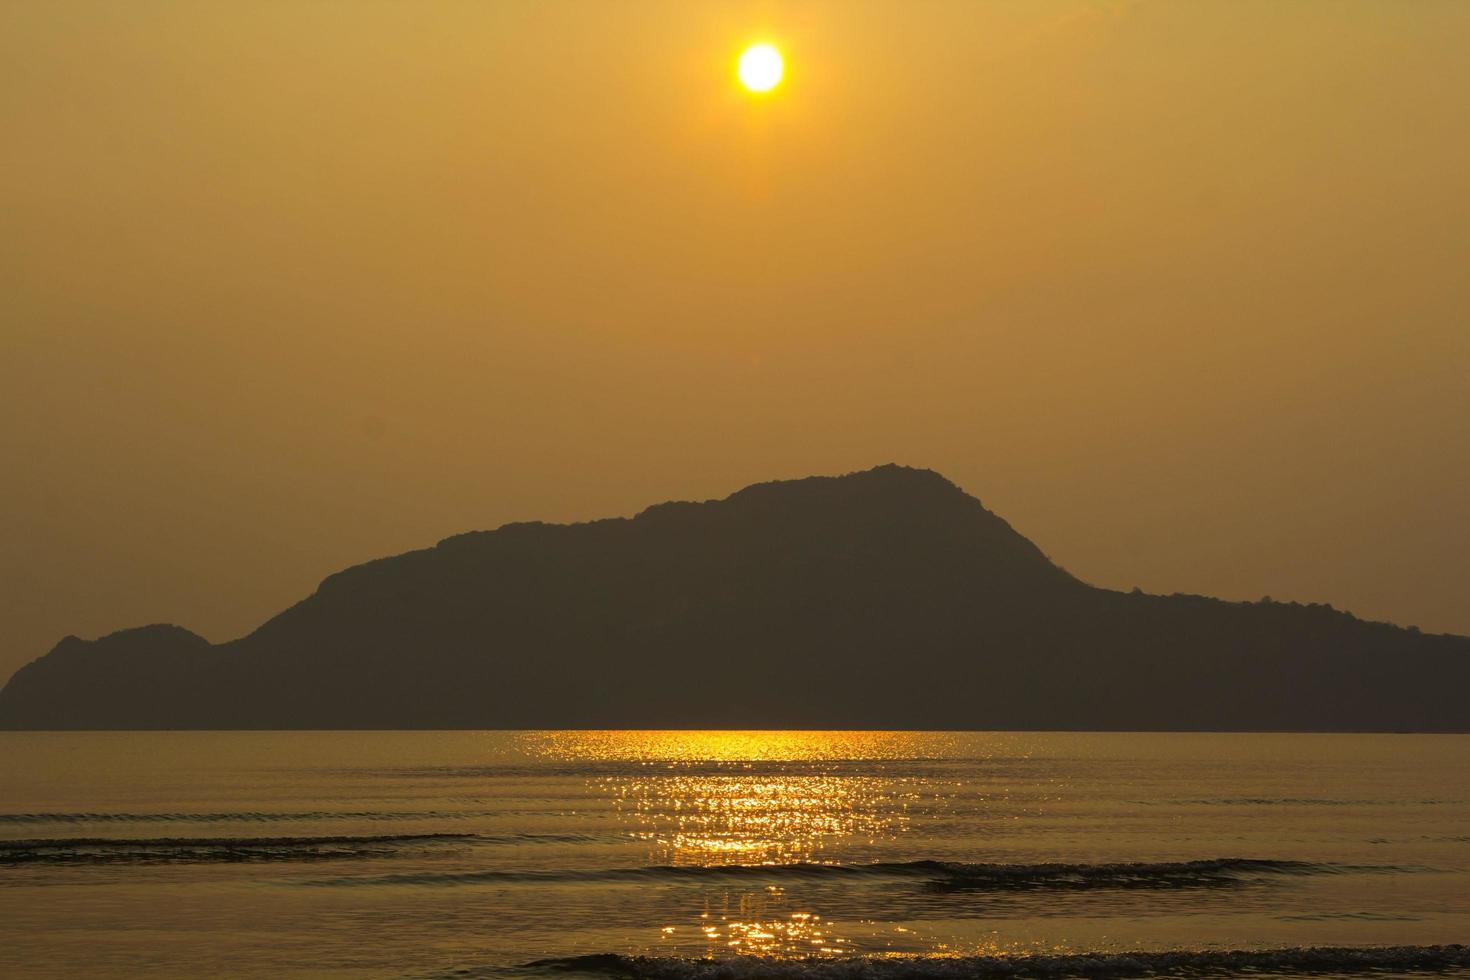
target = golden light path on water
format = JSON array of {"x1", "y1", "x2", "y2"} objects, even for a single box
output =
[
  {"x1": 5, "y1": 732, "x2": 1467, "y2": 971},
  {"x1": 517, "y1": 731, "x2": 1026, "y2": 958}
]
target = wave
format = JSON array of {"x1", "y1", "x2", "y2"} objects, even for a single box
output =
[
  {"x1": 522, "y1": 945, "x2": 1470, "y2": 978},
  {"x1": 303, "y1": 857, "x2": 1341, "y2": 890},
  {"x1": 1277, "y1": 911, "x2": 1422, "y2": 922},
  {"x1": 0, "y1": 832, "x2": 482, "y2": 865}
]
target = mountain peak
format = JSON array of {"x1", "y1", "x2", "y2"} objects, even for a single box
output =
[
  {"x1": 636, "y1": 463, "x2": 973, "y2": 523},
  {"x1": 730, "y1": 463, "x2": 963, "y2": 498}
]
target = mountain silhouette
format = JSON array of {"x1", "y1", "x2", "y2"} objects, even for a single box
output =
[{"x1": 1, "y1": 464, "x2": 1466, "y2": 731}]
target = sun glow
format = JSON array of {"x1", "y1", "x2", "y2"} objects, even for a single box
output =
[{"x1": 738, "y1": 43, "x2": 784, "y2": 93}]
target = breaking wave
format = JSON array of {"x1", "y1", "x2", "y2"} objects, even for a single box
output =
[
  {"x1": 522, "y1": 945, "x2": 1470, "y2": 978},
  {"x1": 304, "y1": 857, "x2": 1342, "y2": 890}
]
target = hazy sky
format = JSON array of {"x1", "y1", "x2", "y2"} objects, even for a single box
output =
[{"x1": 3, "y1": 1, "x2": 1468, "y2": 684}]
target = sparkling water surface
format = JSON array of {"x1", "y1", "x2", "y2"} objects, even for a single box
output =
[{"x1": 1, "y1": 731, "x2": 1467, "y2": 978}]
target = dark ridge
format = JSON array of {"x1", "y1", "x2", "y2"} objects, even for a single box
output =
[{"x1": 1, "y1": 464, "x2": 1467, "y2": 731}]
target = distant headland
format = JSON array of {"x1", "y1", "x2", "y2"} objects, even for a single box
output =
[{"x1": 1, "y1": 464, "x2": 1466, "y2": 731}]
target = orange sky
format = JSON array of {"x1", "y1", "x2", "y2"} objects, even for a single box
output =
[{"x1": 3, "y1": 1, "x2": 1468, "y2": 683}]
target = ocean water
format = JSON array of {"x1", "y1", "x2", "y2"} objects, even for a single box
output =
[{"x1": 0, "y1": 731, "x2": 1467, "y2": 978}]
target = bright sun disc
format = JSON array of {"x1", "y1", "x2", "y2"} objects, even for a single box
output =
[{"x1": 738, "y1": 44, "x2": 784, "y2": 93}]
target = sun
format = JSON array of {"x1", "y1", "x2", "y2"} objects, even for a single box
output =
[{"x1": 738, "y1": 43, "x2": 784, "y2": 93}]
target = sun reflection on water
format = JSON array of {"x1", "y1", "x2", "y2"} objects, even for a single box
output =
[
  {"x1": 611, "y1": 771, "x2": 918, "y2": 864},
  {"x1": 513, "y1": 731, "x2": 1009, "y2": 958},
  {"x1": 521, "y1": 731, "x2": 964, "y2": 865},
  {"x1": 522, "y1": 730, "x2": 966, "y2": 763},
  {"x1": 663, "y1": 885, "x2": 855, "y2": 956}
]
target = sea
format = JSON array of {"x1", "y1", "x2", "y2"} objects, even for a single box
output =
[{"x1": 0, "y1": 731, "x2": 1466, "y2": 979}]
